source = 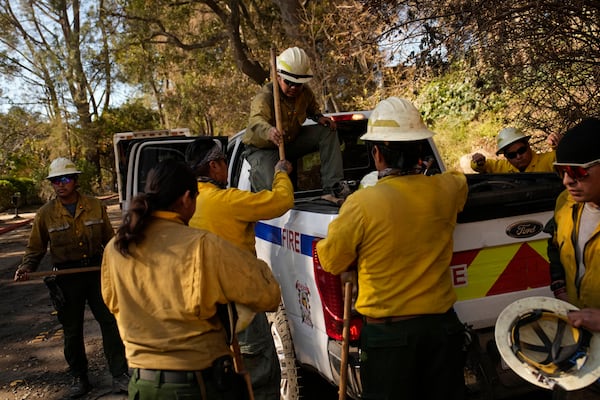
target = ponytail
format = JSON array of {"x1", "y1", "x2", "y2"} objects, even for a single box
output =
[{"x1": 114, "y1": 159, "x2": 198, "y2": 256}]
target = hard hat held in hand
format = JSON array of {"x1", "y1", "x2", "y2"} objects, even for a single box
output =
[
  {"x1": 495, "y1": 296, "x2": 600, "y2": 391},
  {"x1": 495, "y1": 127, "x2": 529, "y2": 155},
  {"x1": 47, "y1": 157, "x2": 82, "y2": 179},
  {"x1": 360, "y1": 97, "x2": 435, "y2": 142},
  {"x1": 277, "y1": 47, "x2": 313, "y2": 84}
]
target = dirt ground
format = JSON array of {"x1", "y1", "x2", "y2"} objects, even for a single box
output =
[{"x1": 0, "y1": 197, "x2": 127, "y2": 400}]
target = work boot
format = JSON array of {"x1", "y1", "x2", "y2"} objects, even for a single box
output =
[
  {"x1": 112, "y1": 372, "x2": 130, "y2": 394},
  {"x1": 321, "y1": 181, "x2": 352, "y2": 206},
  {"x1": 333, "y1": 181, "x2": 352, "y2": 199},
  {"x1": 69, "y1": 375, "x2": 91, "y2": 399}
]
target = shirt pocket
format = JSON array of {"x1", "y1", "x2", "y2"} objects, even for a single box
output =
[
  {"x1": 84, "y1": 219, "x2": 105, "y2": 244},
  {"x1": 48, "y1": 223, "x2": 71, "y2": 247}
]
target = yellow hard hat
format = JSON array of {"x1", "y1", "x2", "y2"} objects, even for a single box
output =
[
  {"x1": 277, "y1": 47, "x2": 313, "y2": 84},
  {"x1": 360, "y1": 97, "x2": 435, "y2": 142},
  {"x1": 47, "y1": 157, "x2": 81, "y2": 179},
  {"x1": 496, "y1": 127, "x2": 529, "y2": 155}
]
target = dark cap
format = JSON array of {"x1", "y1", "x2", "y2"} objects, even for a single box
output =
[{"x1": 556, "y1": 117, "x2": 600, "y2": 164}]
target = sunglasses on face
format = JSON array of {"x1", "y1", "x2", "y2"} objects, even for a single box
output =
[
  {"x1": 49, "y1": 175, "x2": 75, "y2": 185},
  {"x1": 505, "y1": 146, "x2": 528, "y2": 160},
  {"x1": 283, "y1": 79, "x2": 303, "y2": 88},
  {"x1": 554, "y1": 159, "x2": 600, "y2": 181}
]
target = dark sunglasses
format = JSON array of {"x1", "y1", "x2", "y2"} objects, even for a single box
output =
[
  {"x1": 554, "y1": 159, "x2": 600, "y2": 181},
  {"x1": 505, "y1": 146, "x2": 528, "y2": 160},
  {"x1": 49, "y1": 175, "x2": 75, "y2": 185},
  {"x1": 283, "y1": 79, "x2": 303, "y2": 88}
]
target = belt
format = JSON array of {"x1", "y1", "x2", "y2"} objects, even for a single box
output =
[
  {"x1": 364, "y1": 308, "x2": 456, "y2": 324},
  {"x1": 135, "y1": 368, "x2": 211, "y2": 384},
  {"x1": 364, "y1": 315, "x2": 421, "y2": 324}
]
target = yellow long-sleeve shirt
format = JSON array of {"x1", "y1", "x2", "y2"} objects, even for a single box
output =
[
  {"x1": 101, "y1": 212, "x2": 281, "y2": 370},
  {"x1": 552, "y1": 190, "x2": 600, "y2": 308},
  {"x1": 188, "y1": 171, "x2": 293, "y2": 254},
  {"x1": 316, "y1": 172, "x2": 468, "y2": 318},
  {"x1": 471, "y1": 151, "x2": 556, "y2": 173}
]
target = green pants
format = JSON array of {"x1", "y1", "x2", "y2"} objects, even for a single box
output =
[
  {"x1": 237, "y1": 313, "x2": 280, "y2": 400},
  {"x1": 360, "y1": 310, "x2": 466, "y2": 400},
  {"x1": 128, "y1": 367, "x2": 247, "y2": 400},
  {"x1": 245, "y1": 124, "x2": 343, "y2": 193},
  {"x1": 56, "y1": 271, "x2": 127, "y2": 379}
]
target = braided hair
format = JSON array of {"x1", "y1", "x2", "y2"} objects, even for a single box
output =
[{"x1": 114, "y1": 159, "x2": 198, "y2": 256}]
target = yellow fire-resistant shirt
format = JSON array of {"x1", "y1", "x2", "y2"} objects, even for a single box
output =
[
  {"x1": 316, "y1": 172, "x2": 468, "y2": 318},
  {"x1": 243, "y1": 83, "x2": 323, "y2": 148},
  {"x1": 552, "y1": 190, "x2": 600, "y2": 309},
  {"x1": 188, "y1": 172, "x2": 293, "y2": 254},
  {"x1": 471, "y1": 150, "x2": 556, "y2": 173},
  {"x1": 21, "y1": 193, "x2": 114, "y2": 270},
  {"x1": 101, "y1": 212, "x2": 281, "y2": 371}
]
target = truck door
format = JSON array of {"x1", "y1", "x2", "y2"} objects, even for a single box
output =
[{"x1": 122, "y1": 137, "x2": 195, "y2": 211}]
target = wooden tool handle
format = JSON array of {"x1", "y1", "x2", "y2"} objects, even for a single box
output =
[
  {"x1": 25, "y1": 266, "x2": 101, "y2": 279},
  {"x1": 338, "y1": 281, "x2": 353, "y2": 400},
  {"x1": 270, "y1": 47, "x2": 285, "y2": 161}
]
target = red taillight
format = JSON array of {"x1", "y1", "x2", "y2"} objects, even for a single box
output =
[
  {"x1": 329, "y1": 113, "x2": 367, "y2": 122},
  {"x1": 313, "y1": 239, "x2": 362, "y2": 341}
]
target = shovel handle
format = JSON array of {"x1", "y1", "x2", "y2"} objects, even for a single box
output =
[
  {"x1": 24, "y1": 266, "x2": 101, "y2": 279},
  {"x1": 339, "y1": 281, "x2": 353, "y2": 400},
  {"x1": 270, "y1": 47, "x2": 285, "y2": 161}
]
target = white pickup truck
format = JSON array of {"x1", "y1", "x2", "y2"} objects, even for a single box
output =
[{"x1": 113, "y1": 112, "x2": 564, "y2": 400}]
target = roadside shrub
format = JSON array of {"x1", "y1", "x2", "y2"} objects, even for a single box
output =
[
  {"x1": 0, "y1": 177, "x2": 41, "y2": 211},
  {"x1": 0, "y1": 180, "x2": 17, "y2": 211}
]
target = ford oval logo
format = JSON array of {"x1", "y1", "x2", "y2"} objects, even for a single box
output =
[{"x1": 506, "y1": 221, "x2": 544, "y2": 238}]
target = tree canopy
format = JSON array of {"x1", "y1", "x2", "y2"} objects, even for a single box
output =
[{"x1": 1, "y1": 0, "x2": 598, "y2": 192}]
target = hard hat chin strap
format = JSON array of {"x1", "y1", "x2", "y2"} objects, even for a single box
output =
[{"x1": 511, "y1": 309, "x2": 592, "y2": 376}]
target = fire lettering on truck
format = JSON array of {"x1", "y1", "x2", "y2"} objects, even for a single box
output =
[
  {"x1": 255, "y1": 222, "x2": 315, "y2": 256},
  {"x1": 282, "y1": 228, "x2": 301, "y2": 253},
  {"x1": 451, "y1": 240, "x2": 550, "y2": 301},
  {"x1": 451, "y1": 264, "x2": 468, "y2": 287}
]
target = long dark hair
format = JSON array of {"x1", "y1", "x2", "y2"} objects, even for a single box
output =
[{"x1": 114, "y1": 159, "x2": 198, "y2": 256}]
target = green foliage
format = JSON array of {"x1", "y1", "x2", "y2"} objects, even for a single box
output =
[
  {"x1": 97, "y1": 101, "x2": 161, "y2": 134},
  {"x1": 414, "y1": 66, "x2": 507, "y2": 170},
  {"x1": 417, "y1": 68, "x2": 506, "y2": 126},
  {"x1": 75, "y1": 159, "x2": 99, "y2": 195},
  {"x1": 0, "y1": 180, "x2": 16, "y2": 210},
  {"x1": 0, "y1": 177, "x2": 39, "y2": 210},
  {"x1": 0, "y1": 107, "x2": 51, "y2": 177}
]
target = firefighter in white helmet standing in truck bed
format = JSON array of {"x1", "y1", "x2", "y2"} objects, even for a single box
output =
[
  {"x1": 316, "y1": 97, "x2": 468, "y2": 400},
  {"x1": 243, "y1": 46, "x2": 347, "y2": 203}
]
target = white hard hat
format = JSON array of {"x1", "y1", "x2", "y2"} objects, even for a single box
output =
[
  {"x1": 277, "y1": 47, "x2": 313, "y2": 84},
  {"x1": 47, "y1": 157, "x2": 81, "y2": 179},
  {"x1": 360, "y1": 97, "x2": 435, "y2": 142},
  {"x1": 496, "y1": 127, "x2": 529, "y2": 155},
  {"x1": 495, "y1": 296, "x2": 600, "y2": 391}
]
